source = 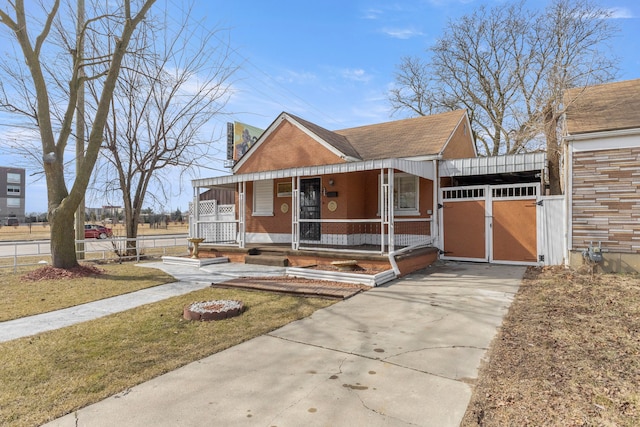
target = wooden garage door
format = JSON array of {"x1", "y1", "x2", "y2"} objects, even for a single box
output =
[
  {"x1": 441, "y1": 186, "x2": 488, "y2": 261},
  {"x1": 441, "y1": 184, "x2": 539, "y2": 265}
]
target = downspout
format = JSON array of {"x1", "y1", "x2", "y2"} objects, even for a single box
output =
[{"x1": 388, "y1": 249, "x2": 401, "y2": 276}]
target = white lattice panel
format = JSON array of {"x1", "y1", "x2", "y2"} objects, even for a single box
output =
[{"x1": 198, "y1": 200, "x2": 218, "y2": 216}]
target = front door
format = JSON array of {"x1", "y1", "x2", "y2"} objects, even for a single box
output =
[{"x1": 300, "y1": 178, "x2": 321, "y2": 241}]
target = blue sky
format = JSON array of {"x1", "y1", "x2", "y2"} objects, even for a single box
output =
[{"x1": 2, "y1": 0, "x2": 639, "y2": 214}]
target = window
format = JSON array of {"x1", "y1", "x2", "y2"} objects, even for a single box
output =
[
  {"x1": 277, "y1": 182, "x2": 292, "y2": 197},
  {"x1": 7, "y1": 185, "x2": 20, "y2": 195},
  {"x1": 394, "y1": 174, "x2": 418, "y2": 211},
  {"x1": 253, "y1": 179, "x2": 274, "y2": 216},
  {"x1": 380, "y1": 173, "x2": 419, "y2": 215},
  {"x1": 7, "y1": 198, "x2": 20, "y2": 208},
  {"x1": 7, "y1": 172, "x2": 21, "y2": 184}
]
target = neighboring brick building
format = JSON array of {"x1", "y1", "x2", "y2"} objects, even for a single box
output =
[
  {"x1": 0, "y1": 166, "x2": 26, "y2": 224},
  {"x1": 564, "y1": 78, "x2": 640, "y2": 272}
]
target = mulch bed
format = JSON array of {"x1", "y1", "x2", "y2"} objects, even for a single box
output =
[
  {"x1": 211, "y1": 276, "x2": 370, "y2": 299},
  {"x1": 21, "y1": 265, "x2": 105, "y2": 281}
]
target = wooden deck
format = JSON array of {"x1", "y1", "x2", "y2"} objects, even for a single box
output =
[{"x1": 210, "y1": 277, "x2": 367, "y2": 299}]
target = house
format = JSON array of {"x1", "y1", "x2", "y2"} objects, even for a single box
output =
[
  {"x1": 191, "y1": 109, "x2": 477, "y2": 276},
  {"x1": 563, "y1": 78, "x2": 640, "y2": 273},
  {"x1": 0, "y1": 166, "x2": 25, "y2": 223}
]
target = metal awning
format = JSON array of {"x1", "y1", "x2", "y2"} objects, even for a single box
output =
[
  {"x1": 439, "y1": 152, "x2": 546, "y2": 177},
  {"x1": 192, "y1": 157, "x2": 436, "y2": 188}
]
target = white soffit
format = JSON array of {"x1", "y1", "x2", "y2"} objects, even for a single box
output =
[{"x1": 193, "y1": 158, "x2": 436, "y2": 188}]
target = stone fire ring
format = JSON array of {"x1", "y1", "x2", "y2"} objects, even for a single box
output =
[{"x1": 183, "y1": 300, "x2": 245, "y2": 321}]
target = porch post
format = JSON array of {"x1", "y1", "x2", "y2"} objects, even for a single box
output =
[
  {"x1": 291, "y1": 176, "x2": 299, "y2": 250},
  {"x1": 193, "y1": 186, "x2": 199, "y2": 238},
  {"x1": 380, "y1": 167, "x2": 386, "y2": 254},
  {"x1": 388, "y1": 168, "x2": 395, "y2": 254},
  {"x1": 238, "y1": 181, "x2": 246, "y2": 248},
  {"x1": 432, "y1": 158, "x2": 439, "y2": 247}
]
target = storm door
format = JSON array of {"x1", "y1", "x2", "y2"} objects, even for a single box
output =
[{"x1": 300, "y1": 178, "x2": 321, "y2": 241}]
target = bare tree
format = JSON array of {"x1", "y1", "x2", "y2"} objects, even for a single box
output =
[
  {"x1": 389, "y1": 0, "x2": 618, "y2": 192},
  {"x1": 87, "y1": 9, "x2": 236, "y2": 256},
  {"x1": 0, "y1": 0, "x2": 156, "y2": 268},
  {"x1": 534, "y1": 0, "x2": 618, "y2": 194}
]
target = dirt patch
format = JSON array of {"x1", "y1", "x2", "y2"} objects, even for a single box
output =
[
  {"x1": 21, "y1": 264, "x2": 105, "y2": 281},
  {"x1": 461, "y1": 266, "x2": 640, "y2": 426}
]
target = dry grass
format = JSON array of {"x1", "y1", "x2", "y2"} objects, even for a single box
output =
[
  {"x1": 462, "y1": 266, "x2": 640, "y2": 427},
  {"x1": 0, "y1": 263, "x2": 176, "y2": 322},
  {"x1": 0, "y1": 286, "x2": 335, "y2": 427},
  {"x1": 0, "y1": 222, "x2": 189, "y2": 241}
]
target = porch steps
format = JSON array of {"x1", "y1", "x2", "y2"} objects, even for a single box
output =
[{"x1": 244, "y1": 254, "x2": 289, "y2": 267}]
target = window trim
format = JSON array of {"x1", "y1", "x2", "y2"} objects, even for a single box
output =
[
  {"x1": 7, "y1": 184, "x2": 20, "y2": 195},
  {"x1": 276, "y1": 182, "x2": 292, "y2": 197},
  {"x1": 6, "y1": 197, "x2": 21, "y2": 208},
  {"x1": 379, "y1": 173, "x2": 420, "y2": 216},
  {"x1": 6, "y1": 172, "x2": 21, "y2": 184},
  {"x1": 252, "y1": 179, "x2": 274, "y2": 216}
]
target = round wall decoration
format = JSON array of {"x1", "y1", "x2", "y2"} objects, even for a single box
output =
[
  {"x1": 281, "y1": 203, "x2": 289, "y2": 213},
  {"x1": 327, "y1": 200, "x2": 338, "y2": 212}
]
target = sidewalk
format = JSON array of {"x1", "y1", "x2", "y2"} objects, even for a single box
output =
[
  {"x1": 38, "y1": 261, "x2": 525, "y2": 427},
  {"x1": 0, "y1": 262, "x2": 286, "y2": 343}
]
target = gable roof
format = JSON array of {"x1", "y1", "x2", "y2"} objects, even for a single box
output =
[
  {"x1": 335, "y1": 109, "x2": 468, "y2": 160},
  {"x1": 286, "y1": 113, "x2": 361, "y2": 159},
  {"x1": 233, "y1": 109, "x2": 470, "y2": 173},
  {"x1": 564, "y1": 78, "x2": 640, "y2": 135}
]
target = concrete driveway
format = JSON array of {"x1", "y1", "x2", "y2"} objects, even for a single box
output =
[{"x1": 44, "y1": 261, "x2": 524, "y2": 427}]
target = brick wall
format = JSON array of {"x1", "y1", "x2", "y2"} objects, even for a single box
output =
[{"x1": 572, "y1": 147, "x2": 640, "y2": 253}]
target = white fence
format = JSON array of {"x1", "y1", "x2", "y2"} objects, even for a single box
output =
[
  {"x1": 189, "y1": 201, "x2": 237, "y2": 244},
  {"x1": 539, "y1": 195, "x2": 566, "y2": 266},
  {"x1": 0, "y1": 235, "x2": 188, "y2": 272}
]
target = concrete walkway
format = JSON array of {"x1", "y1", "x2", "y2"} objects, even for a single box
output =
[
  {"x1": 37, "y1": 261, "x2": 525, "y2": 427},
  {"x1": 0, "y1": 262, "x2": 286, "y2": 343}
]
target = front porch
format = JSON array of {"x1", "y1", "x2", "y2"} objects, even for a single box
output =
[
  {"x1": 189, "y1": 158, "x2": 440, "y2": 278},
  {"x1": 194, "y1": 242, "x2": 438, "y2": 277},
  {"x1": 190, "y1": 159, "x2": 438, "y2": 253}
]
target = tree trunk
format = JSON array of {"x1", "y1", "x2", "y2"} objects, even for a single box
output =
[
  {"x1": 125, "y1": 213, "x2": 138, "y2": 257},
  {"x1": 544, "y1": 104, "x2": 563, "y2": 195},
  {"x1": 50, "y1": 210, "x2": 79, "y2": 268}
]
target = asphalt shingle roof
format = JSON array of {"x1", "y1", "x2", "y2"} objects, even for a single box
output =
[
  {"x1": 564, "y1": 79, "x2": 640, "y2": 135},
  {"x1": 289, "y1": 109, "x2": 466, "y2": 160}
]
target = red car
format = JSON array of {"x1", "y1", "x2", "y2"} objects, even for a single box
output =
[{"x1": 84, "y1": 224, "x2": 112, "y2": 239}]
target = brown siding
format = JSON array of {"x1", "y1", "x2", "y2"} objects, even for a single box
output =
[
  {"x1": 572, "y1": 147, "x2": 640, "y2": 253},
  {"x1": 242, "y1": 170, "x2": 434, "y2": 236},
  {"x1": 245, "y1": 181, "x2": 291, "y2": 234},
  {"x1": 441, "y1": 119, "x2": 476, "y2": 159},
  {"x1": 236, "y1": 121, "x2": 345, "y2": 174}
]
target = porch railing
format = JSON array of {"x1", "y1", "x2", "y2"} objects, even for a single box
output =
[
  {"x1": 190, "y1": 200, "x2": 432, "y2": 254},
  {"x1": 297, "y1": 218, "x2": 432, "y2": 254},
  {"x1": 189, "y1": 201, "x2": 237, "y2": 244}
]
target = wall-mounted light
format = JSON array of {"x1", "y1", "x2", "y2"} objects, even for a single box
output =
[{"x1": 328, "y1": 178, "x2": 335, "y2": 186}]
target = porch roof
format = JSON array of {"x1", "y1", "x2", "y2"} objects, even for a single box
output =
[
  {"x1": 193, "y1": 157, "x2": 436, "y2": 188},
  {"x1": 439, "y1": 152, "x2": 546, "y2": 177}
]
